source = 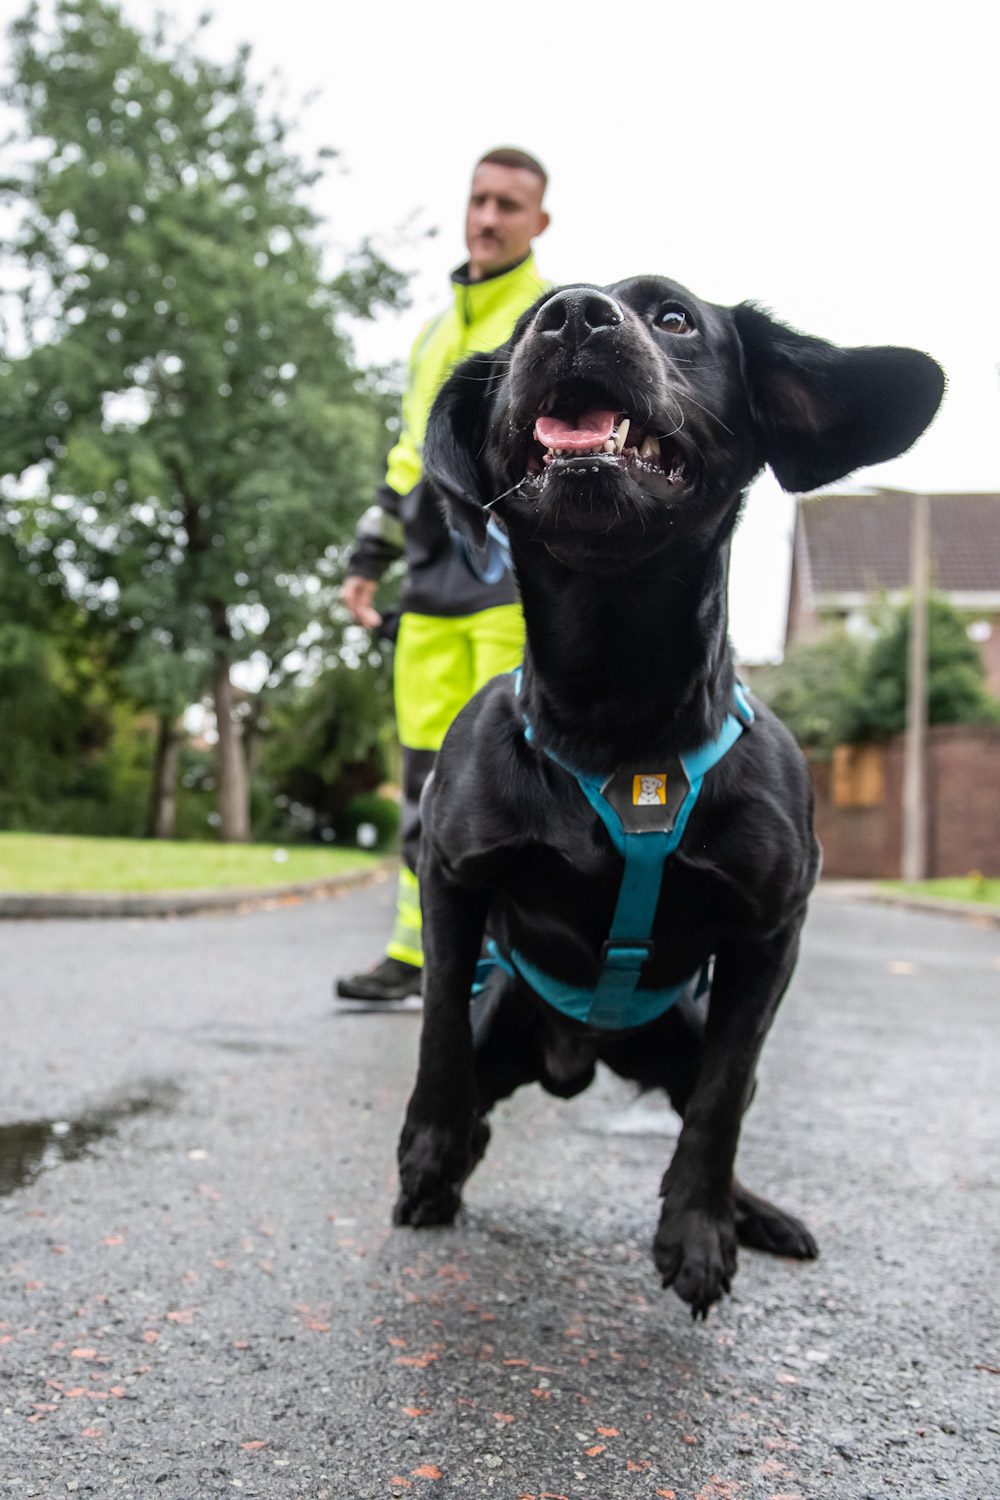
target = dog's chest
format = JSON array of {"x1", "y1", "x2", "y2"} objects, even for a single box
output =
[{"x1": 475, "y1": 706, "x2": 755, "y2": 1030}]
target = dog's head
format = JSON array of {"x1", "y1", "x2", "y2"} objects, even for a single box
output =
[{"x1": 425, "y1": 275, "x2": 945, "y2": 571}]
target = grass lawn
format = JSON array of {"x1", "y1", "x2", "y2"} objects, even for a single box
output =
[
  {"x1": 0, "y1": 831, "x2": 378, "y2": 894},
  {"x1": 882, "y1": 876, "x2": 1000, "y2": 906}
]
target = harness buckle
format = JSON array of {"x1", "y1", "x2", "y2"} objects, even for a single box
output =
[{"x1": 600, "y1": 939, "x2": 654, "y2": 966}]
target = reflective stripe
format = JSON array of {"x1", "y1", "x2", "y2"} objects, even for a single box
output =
[
  {"x1": 396, "y1": 894, "x2": 422, "y2": 928},
  {"x1": 387, "y1": 939, "x2": 424, "y2": 967},
  {"x1": 356, "y1": 504, "x2": 405, "y2": 548},
  {"x1": 388, "y1": 866, "x2": 423, "y2": 968}
]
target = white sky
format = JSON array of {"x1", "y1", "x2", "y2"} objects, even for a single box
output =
[{"x1": 11, "y1": 0, "x2": 1000, "y2": 658}]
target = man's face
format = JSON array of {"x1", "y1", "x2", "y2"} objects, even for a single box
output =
[{"x1": 464, "y1": 163, "x2": 549, "y2": 280}]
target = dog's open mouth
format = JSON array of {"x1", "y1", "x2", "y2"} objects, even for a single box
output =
[{"x1": 525, "y1": 405, "x2": 688, "y2": 494}]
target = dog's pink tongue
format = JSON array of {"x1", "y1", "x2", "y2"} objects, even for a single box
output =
[{"x1": 534, "y1": 409, "x2": 617, "y2": 451}]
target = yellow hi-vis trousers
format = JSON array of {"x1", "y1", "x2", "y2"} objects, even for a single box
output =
[{"x1": 385, "y1": 604, "x2": 525, "y2": 968}]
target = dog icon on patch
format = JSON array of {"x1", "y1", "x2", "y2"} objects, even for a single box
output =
[{"x1": 633, "y1": 773, "x2": 667, "y2": 806}]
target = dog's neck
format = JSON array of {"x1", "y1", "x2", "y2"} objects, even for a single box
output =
[{"x1": 510, "y1": 530, "x2": 738, "y2": 776}]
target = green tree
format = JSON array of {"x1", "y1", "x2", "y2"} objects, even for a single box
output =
[
  {"x1": 846, "y1": 595, "x2": 1000, "y2": 743},
  {"x1": 753, "y1": 630, "x2": 868, "y2": 758},
  {"x1": 0, "y1": 524, "x2": 117, "y2": 825},
  {"x1": 1, "y1": 0, "x2": 404, "y2": 839},
  {"x1": 258, "y1": 651, "x2": 397, "y2": 844},
  {"x1": 756, "y1": 596, "x2": 1000, "y2": 756}
]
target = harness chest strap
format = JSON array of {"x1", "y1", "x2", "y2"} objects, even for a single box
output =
[{"x1": 478, "y1": 673, "x2": 754, "y2": 1030}]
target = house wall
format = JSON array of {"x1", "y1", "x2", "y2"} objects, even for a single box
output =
[
  {"x1": 810, "y1": 725, "x2": 1000, "y2": 878},
  {"x1": 979, "y1": 622, "x2": 1000, "y2": 697},
  {"x1": 783, "y1": 567, "x2": 813, "y2": 643}
]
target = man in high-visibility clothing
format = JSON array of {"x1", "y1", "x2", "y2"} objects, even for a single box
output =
[{"x1": 336, "y1": 147, "x2": 551, "y2": 1004}]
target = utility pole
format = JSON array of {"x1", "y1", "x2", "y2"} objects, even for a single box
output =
[{"x1": 901, "y1": 492, "x2": 930, "y2": 880}]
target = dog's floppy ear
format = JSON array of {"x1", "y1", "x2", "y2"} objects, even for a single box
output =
[
  {"x1": 423, "y1": 349, "x2": 508, "y2": 546},
  {"x1": 734, "y1": 303, "x2": 945, "y2": 493}
]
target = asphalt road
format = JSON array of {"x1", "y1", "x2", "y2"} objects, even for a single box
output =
[{"x1": 1, "y1": 879, "x2": 998, "y2": 1500}]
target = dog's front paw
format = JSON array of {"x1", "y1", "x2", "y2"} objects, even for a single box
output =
[
  {"x1": 653, "y1": 1203, "x2": 738, "y2": 1319},
  {"x1": 393, "y1": 1177, "x2": 462, "y2": 1227},
  {"x1": 394, "y1": 1123, "x2": 466, "y2": 1228}
]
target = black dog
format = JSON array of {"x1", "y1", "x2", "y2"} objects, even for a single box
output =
[{"x1": 394, "y1": 276, "x2": 944, "y2": 1317}]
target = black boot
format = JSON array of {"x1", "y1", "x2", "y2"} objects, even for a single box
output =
[{"x1": 335, "y1": 956, "x2": 422, "y2": 1007}]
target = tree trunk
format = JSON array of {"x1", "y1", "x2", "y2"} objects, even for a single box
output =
[
  {"x1": 147, "y1": 714, "x2": 181, "y2": 839},
  {"x1": 212, "y1": 644, "x2": 252, "y2": 843},
  {"x1": 242, "y1": 692, "x2": 266, "y2": 781}
]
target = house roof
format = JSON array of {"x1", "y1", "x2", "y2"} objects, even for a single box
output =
[{"x1": 797, "y1": 490, "x2": 1000, "y2": 600}]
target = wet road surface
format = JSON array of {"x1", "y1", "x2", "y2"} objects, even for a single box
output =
[{"x1": 1, "y1": 879, "x2": 998, "y2": 1498}]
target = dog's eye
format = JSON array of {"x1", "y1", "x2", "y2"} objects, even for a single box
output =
[{"x1": 655, "y1": 304, "x2": 696, "y2": 336}]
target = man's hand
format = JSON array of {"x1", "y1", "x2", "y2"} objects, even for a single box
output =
[{"x1": 342, "y1": 575, "x2": 383, "y2": 630}]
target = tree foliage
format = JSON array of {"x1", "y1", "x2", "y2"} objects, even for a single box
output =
[
  {"x1": 0, "y1": 0, "x2": 404, "y2": 837},
  {"x1": 752, "y1": 631, "x2": 868, "y2": 758},
  {"x1": 258, "y1": 649, "x2": 397, "y2": 844},
  {"x1": 846, "y1": 596, "x2": 1000, "y2": 743},
  {"x1": 756, "y1": 596, "x2": 1000, "y2": 756},
  {"x1": 0, "y1": 524, "x2": 115, "y2": 825}
]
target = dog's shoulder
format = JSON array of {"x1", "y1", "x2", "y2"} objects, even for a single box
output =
[
  {"x1": 426, "y1": 672, "x2": 632, "y2": 887},
  {"x1": 704, "y1": 699, "x2": 821, "y2": 900},
  {"x1": 423, "y1": 674, "x2": 557, "y2": 862},
  {"x1": 727, "y1": 695, "x2": 812, "y2": 797},
  {"x1": 432, "y1": 670, "x2": 524, "y2": 781},
  {"x1": 710, "y1": 698, "x2": 813, "y2": 830},
  {"x1": 672, "y1": 697, "x2": 819, "y2": 916}
]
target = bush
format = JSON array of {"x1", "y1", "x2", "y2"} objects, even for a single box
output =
[
  {"x1": 846, "y1": 597, "x2": 1000, "y2": 742},
  {"x1": 255, "y1": 658, "x2": 396, "y2": 843},
  {"x1": 752, "y1": 631, "x2": 867, "y2": 758},
  {"x1": 756, "y1": 596, "x2": 1000, "y2": 757},
  {"x1": 342, "y1": 792, "x2": 400, "y2": 851}
]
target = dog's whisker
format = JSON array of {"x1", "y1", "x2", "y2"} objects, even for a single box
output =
[
  {"x1": 650, "y1": 394, "x2": 688, "y2": 443},
  {"x1": 483, "y1": 479, "x2": 526, "y2": 510},
  {"x1": 654, "y1": 415, "x2": 687, "y2": 442},
  {"x1": 674, "y1": 391, "x2": 736, "y2": 436}
]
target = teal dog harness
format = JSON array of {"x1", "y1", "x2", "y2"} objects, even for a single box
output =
[{"x1": 475, "y1": 675, "x2": 754, "y2": 1031}]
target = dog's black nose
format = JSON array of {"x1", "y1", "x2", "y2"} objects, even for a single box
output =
[{"x1": 534, "y1": 288, "x2": 624, "y2": 343}]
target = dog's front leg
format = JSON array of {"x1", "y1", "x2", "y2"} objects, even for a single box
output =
[
  {"x1": 393, "y1": 865, "x2": 489, "y2": 1228},
  {"x1": 654, "y1": 917, "x2": 804, "y2": 1317}
]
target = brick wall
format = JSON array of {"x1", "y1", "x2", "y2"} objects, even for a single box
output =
[{"x1": 810, "y1": 725, "x2": 1000, "y2": 877}]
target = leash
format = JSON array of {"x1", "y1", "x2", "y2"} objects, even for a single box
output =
[
  {"x1": 474, "y1": 671, "x2": 754, "y2": 1030},
  {"x1": 450, "y1": 518, "x2": 513, "y2": 583}
]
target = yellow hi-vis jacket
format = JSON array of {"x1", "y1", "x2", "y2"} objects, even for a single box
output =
[{"x1": 348, "y1": 253, "x2": 549, "y2": 618}]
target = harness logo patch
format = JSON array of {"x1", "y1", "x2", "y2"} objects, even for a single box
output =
[{"x1": 633, "y1": 773, "x2": 667, "y2": 807}]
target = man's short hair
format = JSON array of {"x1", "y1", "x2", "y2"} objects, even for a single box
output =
[{"x1": 475, "y1": 147, "x2": 548, "y2": 195}]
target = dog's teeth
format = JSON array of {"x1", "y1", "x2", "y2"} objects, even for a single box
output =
[
  {"x1": 602, "y1": 440, "x2": 616, "y2": 454},
  {"x1": 639, "y1": 435, "x2": 660, "y2": 462},
  {"x1": 613, "y1": 417, "x2": 630, "y2": 453}
]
